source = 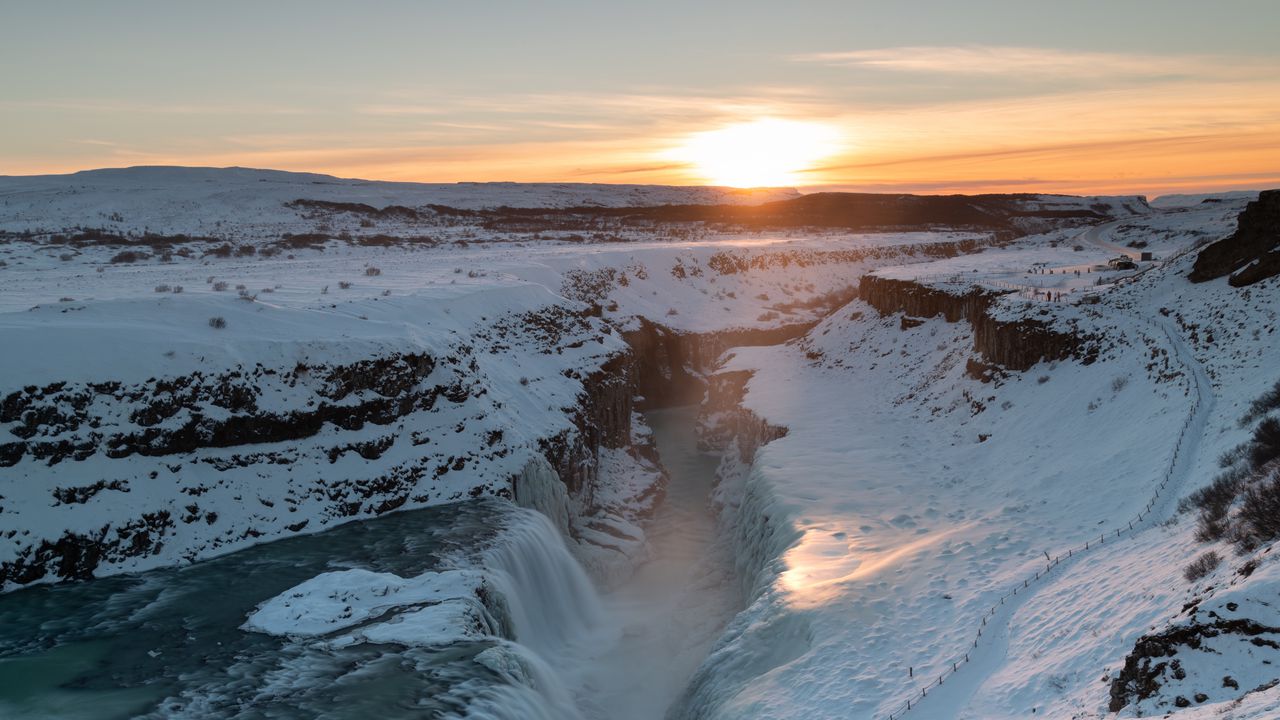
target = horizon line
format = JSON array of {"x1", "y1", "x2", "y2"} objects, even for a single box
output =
[{"x1": 1, "y1": 163, "x2": 1272, "y2": 201}]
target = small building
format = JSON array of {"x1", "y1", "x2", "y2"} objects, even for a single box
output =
[
  {"x1": 1108, "y1": 256, "x2": 1138, "y2": 270},
  {"x1": 1140, "y1": 251, "x2": 1154, "y2": 261}
]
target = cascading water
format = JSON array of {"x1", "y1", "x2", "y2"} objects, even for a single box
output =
[
  {"x1": 0, "y1": 409, "x2": 743, "y2": 720},
  {"x1": 482, "y1": 508, "x2": 605, "y2": 658},
  {"x1": 513, "y1": 456, "x2": 574, "y2": 537}
]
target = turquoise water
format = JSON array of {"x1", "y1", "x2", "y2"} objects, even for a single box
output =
[{"x1": 0, "y1": 500, "x2": 544, "y2": 719}]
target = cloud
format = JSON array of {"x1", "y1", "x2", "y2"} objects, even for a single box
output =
[
  {"x1": 0, "y1": 98, "x2": 307, "y2": 116},
  {"x1": 792, "y1": 45, "x2": 1258, "y2": 80}
]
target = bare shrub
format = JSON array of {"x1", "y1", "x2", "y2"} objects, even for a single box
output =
[
  {"x1": 1219, "y1": 443, "x2": 1250, "y2": 469},
  {"x1": 1248, "y1": 418, "x2": 1280, "y2": 470},
  {"x1": 1111, "y1": 375, "x2": 1129, "y2": 393},
  {"x1": 1238, "y1": 467, "x2": 1280, "y2": 545},
  {"x1": 1195, "y1": 511, "x2": 1228, "y2": 543},
  {"x1": 154, "y1": 284, "x2": 172, "y2": 293},
  {"x1": 212, "y1": 281, "x2": 228, "y2": 291},
  {"x1": 1183, "y1": 465, "x2": 1249, "y2": 515},
  {"x1": 110, "y1": 250, "x2": 146, "y2": 263},
  {"x1": 208, "y1": 316, "x2": 227, "y2": 329},
  {"x1": 338, "y1": 281, "x2": 352, "y2": 290},
  {"x1": 171, "y1": 285, "x2": 183, "y2": 294},
  {"x1": 235, "y1": 284, "x2": 246, "y2": 291},
  {"x1": 365, "y1": 266, "x2": 381, "y2": 276},
  {"x1": 1241, "y1": 379, "x2": 1280, "y2": 427},
  {"x1": 1184, "y1": 551, "x2": 1221, "y2": 582}
]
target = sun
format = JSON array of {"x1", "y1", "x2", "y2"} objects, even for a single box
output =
[{"x1": 666, "y1": 118, "x2": 841, "y2": 188}]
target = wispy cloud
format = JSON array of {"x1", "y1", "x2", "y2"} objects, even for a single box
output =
[
  {"x1": 792, "y1": 45, "x2": 1259, "y2": 80},
  {"x1": 0, "y1": 98, "x2": 308, "y2": 116}
]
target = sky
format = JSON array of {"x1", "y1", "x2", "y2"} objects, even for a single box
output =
[{"x1": 3, "y1": 0, "x2": 1279, "y2": 196}]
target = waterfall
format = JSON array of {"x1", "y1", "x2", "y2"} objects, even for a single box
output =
[
  {"x1": 481, "y1": 507, "x2": 604, "y2": 658},
  {"x1": 464, "y1": 640, "x2": 586, "y2": 720},
  {"x1": 513, "y1": 455, "x2": 573, "y2": 537}
]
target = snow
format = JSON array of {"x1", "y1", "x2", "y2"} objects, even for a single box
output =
[
  {"x1": 0, "y1": 166, "x2": 798, "y2": 240},
  {"x1": 3, "y1": 167, "x2": 1278, "y2": 719},
  {"x1": 0, "y1": 170, "x2": 987, "y2": 588},
  {"x1": 243, "y1": 567, "x2": 487, "y2": 639},
  {"x1": 678, "y1": 205, "x2": 1280, "y2": 719},
  {"x1": 1149, "y1": 191, "x2": 1260, "y2": 209}
]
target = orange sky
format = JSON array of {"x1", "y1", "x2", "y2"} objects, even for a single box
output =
[{"x1": 4, "y1": 4, "x2": 1280, "y2": 197}]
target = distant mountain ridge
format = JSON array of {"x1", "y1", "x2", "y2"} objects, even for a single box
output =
[{"x1": 1, "y1": 166, "x2": 1152, "y2": 241}]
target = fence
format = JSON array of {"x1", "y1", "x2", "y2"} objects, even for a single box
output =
[{"x1": 881, "y1": 320, "x2": 1204, "y2": 719}]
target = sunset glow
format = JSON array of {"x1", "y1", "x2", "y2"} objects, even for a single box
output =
[
  {"x1": 666, "y1": 119, "x2": 842, "y2": 187},
  {"x1": 3, "y1": 3, "x2": 1279, "y2": 196}
]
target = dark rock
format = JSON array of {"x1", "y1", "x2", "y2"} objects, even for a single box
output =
[
  {"x1": 1189, "y1": 189, "x2": 1280, "y2": 286},
  {"x1": 1109, "y1": 615, "x2": 1280, "y2": 711},
  {"x1": 858, "y1": 276, "x2": 1098, "y2": 371}
]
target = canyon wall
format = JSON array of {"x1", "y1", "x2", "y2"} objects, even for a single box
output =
[
  {"x1": 623, "y1": 320, "x2": 820, "y2": 409},
  {"x1": 0, "y1": 303, "x2": 639, "y2": 590},
  {"x1": 1189, "y1": 189, "x2": 1280, "y2": 287},
  {"x1": 857, "y1": 275, "x2": 1099, "y2": 371}
]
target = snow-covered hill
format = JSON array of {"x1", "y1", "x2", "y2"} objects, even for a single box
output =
[
  {"x1": 1, "y1": 169, "x2": 1276, "y2": 720},
  {"x1": 0, "y1": 166, "x2": 799, "y2": 241},
  {"x1": 679, "y1": 200, "x2": 1280, "y2": 719},
  {"x1": 1, "y1": 171, "x2": 999, "y2": 590}
]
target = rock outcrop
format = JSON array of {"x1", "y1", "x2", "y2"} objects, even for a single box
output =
[
  {"x1": 857, "y1": 275, "x2": 1099, "y2": 371},
  {"x1": 1109, "y1": 615, "x2": 1280, "y2": 712},
  {"x1": 0, "y1": 304, "x2": 639, "y2": 590},
  {"x1": 622, "y1": 319, "x2": 820, "y2": 409},
  {"x1": 1189, "y1": 189, "x2": 1280, "y2": 286}
]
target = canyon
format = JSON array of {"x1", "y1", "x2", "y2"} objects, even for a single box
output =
[{"x1": 1, "y1": 169, "x2": 1278, "y2": 719}]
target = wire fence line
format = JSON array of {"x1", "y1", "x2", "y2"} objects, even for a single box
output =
[{"x1": 881, "y1": 320, "x2": 1205, "y2": 720}]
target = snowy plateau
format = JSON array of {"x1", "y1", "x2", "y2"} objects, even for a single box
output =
[{"x1": 0, "y1": 166, "x2": 1278, "y2": 720}]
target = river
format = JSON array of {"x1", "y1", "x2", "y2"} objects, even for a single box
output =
[{"x1": 0, "y1": 406, "x2": 737, "y2": 719}]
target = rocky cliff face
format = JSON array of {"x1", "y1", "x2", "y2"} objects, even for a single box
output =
[
  {"x1": 1189, "y1": 189, "x2": 1280, "y2": 286},
  {"x1": 857, "y1": 275, "x2": 1099, "y2": 371},
  {"x1": 697, "y1": 369, "x2": 788, "y2": 460},
  {"x1": 0, "y1": 304, "x2": 638, "y2": 590},
  {"x1": 622, "y1": 319, "x2": 821, "y2": 409},
  {"x1": 537, "y1": 353, "x2": 635, "y2": 508}
]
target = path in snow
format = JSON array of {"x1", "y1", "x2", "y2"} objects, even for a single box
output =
[{"x1": 888, "y1": 306, "x2": 1215, "y2": 720}]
